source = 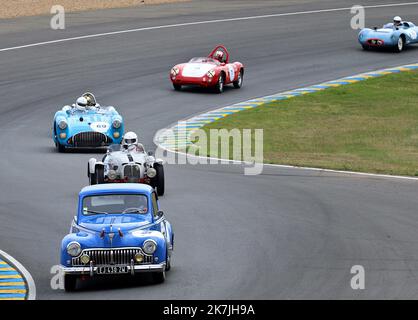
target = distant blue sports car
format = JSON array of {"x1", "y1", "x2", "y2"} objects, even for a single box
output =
[
  {"x1": 60, "y1": 183, "x2": 174, "y2": 291},
  {"x1": 52, "y1": 93, "x2": 124, "y2": 152},
  {"x1": 358, "y1": 21, "x2": 418, "y2": 52}
]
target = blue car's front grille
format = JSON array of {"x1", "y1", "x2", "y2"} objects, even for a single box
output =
[
  {"x1": 72, "y1": 131, "x2": 112, "y2": 148},
  {"x1": 72, "y1": 248, "x2": 153, "y2": 266}
]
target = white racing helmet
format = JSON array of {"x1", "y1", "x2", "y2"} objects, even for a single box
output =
[
  {"x1": 393, "y1": 16, "x2": 402, "y2": 25},
  {"x1": 82, "y1": 92, "x2": 97, "y2": 107},
  {"x1": 122, "y1": 131, "x2": 138, "y2": 148},
  {"x1": 75, "y1": 96, "x2": 88, "y2": 111}
]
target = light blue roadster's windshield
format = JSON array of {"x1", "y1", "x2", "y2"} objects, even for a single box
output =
[{"x1": 82, "y1": 194, "x2": 148, "y2": 215}]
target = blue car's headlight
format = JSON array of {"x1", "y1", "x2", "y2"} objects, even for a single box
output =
[
  {"x1": 67, "y1": 241, "x2": 81, "y2": 257},
  {"x1": 58, "y1": 120, "x2": 68, "y2": 130},
  {"x1": 112, "y1": 119, "x2": 122, "y2": 129},
  {"x1": 143, "y1": 239, "x2": 157, "y2": 254}
]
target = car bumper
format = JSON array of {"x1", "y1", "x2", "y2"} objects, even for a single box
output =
[
  {"x1": 60, "y1": 263, "x2": 165, "y2": 276},
  {"x1": 171, "y1": 75, "x2": 216, "y2": 87}
]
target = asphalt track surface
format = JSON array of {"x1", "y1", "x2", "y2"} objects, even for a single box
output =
[{"x1": 0, "y1": 0, "x2": 418, "y2": 299}]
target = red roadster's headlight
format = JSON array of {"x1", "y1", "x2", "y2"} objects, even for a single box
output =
[
  {"x1": 207, "y1": 70, "x2": 215, "y2": 78},
  {"x1": 171, "y1": 67, "x2": 179, "y2": 77}
]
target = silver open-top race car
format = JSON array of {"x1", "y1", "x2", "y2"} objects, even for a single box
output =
[{"x1": 87, "y1": 132, "x2": 165, "y2": 196}]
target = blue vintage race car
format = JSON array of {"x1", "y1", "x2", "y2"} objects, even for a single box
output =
[
  {"x1": 60, "y1": 183, "x2": 174, "y2": 291},
  {"x1": 359, "y1": 21, "x2": 418, "y2": 52},
  {"x1": 52, "y1": 93, "x2": 124, "y2": 152}
]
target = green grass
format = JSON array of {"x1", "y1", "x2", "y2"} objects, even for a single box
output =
[{"x1": 200, "y1": 70, "x2": 418, "y2": 176}]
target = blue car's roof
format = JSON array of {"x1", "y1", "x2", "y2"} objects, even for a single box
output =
[{"x1": 80, "y1": 183, "x2": 153, "y2": 197}]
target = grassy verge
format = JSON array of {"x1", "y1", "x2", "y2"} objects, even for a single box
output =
[{"x1": 201, "y1": 69, "x2": 418, "y2": 176}]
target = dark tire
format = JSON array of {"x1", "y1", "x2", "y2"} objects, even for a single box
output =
[
  {"x1": 165, "y1": 250, "x2": 171, "y2": 271},
  {"x1": 214, "y1": 73, "x2": 225, "y2": 94},
  {"x1": 152, "y1": 270, "x2": 166, "y2": 284},
  {"x1": 64, "y1": 274, "x2": 77, "y2": 292},
  {"x1": 394, "y1": 36, "x2": 404, "y2": 52},
  {"x1": 152, "y1": 164, "x2": 165, "y2": 196},
  {"x1": 173, "y1": 84, "x2": 182, "y2": 91},
  {"x1": 233, "y1": 69, "x2": 244, "y2": 89},
  {"x1": 96, "y1": 165, "x2": 105, "y2": 184},
  {"x1": 362, "y1": 45, "x2": 370, "y2": 51},
  {"x1": 56, "y1": 142, "x2": 65, "y2": 153},
  {"x1": 89, "y1": 170, "x2": 97, "y2": 185}
]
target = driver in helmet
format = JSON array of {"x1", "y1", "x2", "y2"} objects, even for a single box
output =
[
  {"x1": 74, "y1": 96, "x2": 88, "y2": 111},
  {"x1": 82, "y1": 92, "x2": 99, "y2": 108},
  {"x1": 122, "y1": 131, "x2": 145, "y2": 152},
  {"x1": 393, "y1": 16, "x2": 403, "y2": 27},
  {"x1": 213, "y1": 50, "x2": 225, "y2": 63}
]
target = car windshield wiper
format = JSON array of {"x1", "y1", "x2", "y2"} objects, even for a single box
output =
[
  {"x1": 83, "y1": 209, "x2": 110, "y2": 215},
  {"x1": 121, "y1": 208, "x2": 146, "y2": 214}
]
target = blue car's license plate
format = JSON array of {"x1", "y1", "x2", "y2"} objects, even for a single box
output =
[{"x1": 97, "y1": 266, "x2": 128, "y2": 274}]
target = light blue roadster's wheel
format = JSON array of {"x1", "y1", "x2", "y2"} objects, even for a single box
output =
[
  {"x1": 395, "y1": 36, "x2": 404, "y2": 52},
  {"x1": 56, "y1": 142, "x2": 65, "y2": 153}
]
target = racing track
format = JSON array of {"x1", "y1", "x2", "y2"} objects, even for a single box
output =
[{"x1": 0, "y1": 0, "x2": 418, "y2": 299}]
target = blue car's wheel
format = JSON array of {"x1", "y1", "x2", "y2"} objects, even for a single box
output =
[
  {"x1": 64, "y1": 274, "x2": 77, "y2": 291},
  {"x1": 165, "y1": 249, "x2": 171, "y2": 271},
  {"x1": 152, "y1": 270, "x2": 166, "y2": 284},
  {"x1": 56, "y1": 142, "x2": 65, "y2": 153},
  {"x1": 394, "y1": 36, "x2": 405, "y2": 52}
]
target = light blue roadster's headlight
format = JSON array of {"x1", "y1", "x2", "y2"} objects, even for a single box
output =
[
  {"x1": 67, "y1": 241, "x2": 81, "y2": 257},
  {"x1": 112, "y1": 119, "x2": 122, "y2": 129},
  {"x1": 143, "y1": 239, "x2": 157, "y2": 254},
  {"x1": 58, "y1": 120, "x2": 68, "y2": 130}
]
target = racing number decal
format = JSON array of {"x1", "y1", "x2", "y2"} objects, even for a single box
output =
[
  {"x1": 90, "y1": 122, "x2": 109, "y2": 133},
  {"x1": 406, "y1": 29, "x2": 417, "y2": 40},
  {"x1": 228, "y1": 65, "x2": 235, "y2": 81}
]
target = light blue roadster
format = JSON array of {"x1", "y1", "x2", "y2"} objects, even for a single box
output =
[
  {"x1": 60, "y1": 183, "x2": 174, "y2": 291},
  {"x1": 359, "y1": 20, "x2": 418, "y2": 52},
  {"x1": 52, "y1": 93, "x2": 124, "y2": 152}
]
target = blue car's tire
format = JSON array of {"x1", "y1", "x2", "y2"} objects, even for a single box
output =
[
  {"x1": 394, "y1": 36, "x2": 405, "y2": 52},
  {"x1": 56, "y1": 142, "x2": 65, "y2": 153},
  {"x1": 362, "y1": 44, "x2": 370, "y2": 51},
  {"x1": 165, "y1": 249, "x2": 171, "y2": 271},
  {"x1": 64, "y1": 274, "x2": 77, "y2": 291},
  {"x1": 152, "y1": 270, "x2": 166, "y2": 284}
]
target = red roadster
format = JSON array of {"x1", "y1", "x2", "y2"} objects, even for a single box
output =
[{"x1": 169, "y1": 45, "x2": 244, "y2": 93}]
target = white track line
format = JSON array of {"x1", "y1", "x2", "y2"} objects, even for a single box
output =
[
  {"x1": 0, "y1": 249, "x2": 36, "y2": 300},
  {"x1": 1, "y1": 2, "x2": 418, "y2": 53},
  {"x1": 160, "y1": 147, "x2": 418, "y2": 182}
]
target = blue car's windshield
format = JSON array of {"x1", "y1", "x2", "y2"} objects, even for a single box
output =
[{"x1": 82, "y1": 194, "x2": 148, "y2": 215}]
